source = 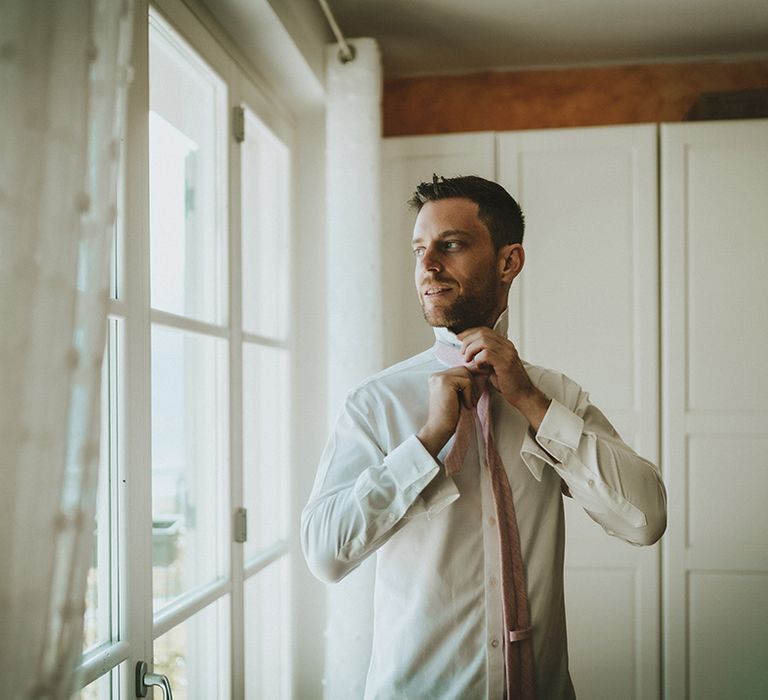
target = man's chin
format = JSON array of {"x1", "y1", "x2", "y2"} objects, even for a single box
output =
[{"x1": 422, "y1": 309, "x2": 468, "y2": 334}]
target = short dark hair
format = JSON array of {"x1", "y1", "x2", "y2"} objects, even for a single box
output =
[{"x1": 409, "y1": 174, "x2": 525, "y2": 248}]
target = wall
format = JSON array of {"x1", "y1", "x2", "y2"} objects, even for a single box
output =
[
  {"x1": 291, "y1": 106, "x2": 328, "y2": 699},
  {"x1": 195, "y1": 0, "x2": 327, "y2": 109},
  {"x1": 383, "y1": 59, "x2": 768, "y2": 136}
]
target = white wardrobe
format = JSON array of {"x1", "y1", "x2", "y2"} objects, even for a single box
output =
[{"x1": 381, "y1": 119, "x2": 768, "y2": 700}]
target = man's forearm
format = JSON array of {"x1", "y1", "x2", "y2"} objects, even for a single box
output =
[
  {"x1": 510, "y1": 387, "x2": 551, "y2": 432},
  {"x1": 416, "y1": 423, "x2": 452, "y2": 459}
]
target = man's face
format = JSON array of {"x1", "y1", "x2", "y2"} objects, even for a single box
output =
[{"x1": 412, "y1": 198, "x2": 515, "y2": 334}]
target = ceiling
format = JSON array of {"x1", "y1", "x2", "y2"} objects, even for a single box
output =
[{"x1": 326, "y1": 0, "x2": 768, "y2": 76}]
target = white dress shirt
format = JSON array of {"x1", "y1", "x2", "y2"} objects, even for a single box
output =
[{"x1": 301, "y1": 310, "x2": 667, "y2": 699}]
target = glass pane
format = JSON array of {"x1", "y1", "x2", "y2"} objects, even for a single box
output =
[
  {"x1": 78, "y1": 664, "x2": 119, "y2": 700},
  {"x1": 84, "y1": 320, "x2": 119, "y2": 651},
  {"x1": 243, "y1": 344, "x2": 289, "y2": 560},
  {"x1": 151, "y1": 325, "x2": 228, "y2": 610},
  {"x1": 241, "y1": 109, "x2": 290, "y2": 339},
  {"x1": 245, "y1": 559, "x2": 291, "y2": 700},
  {"x1": 153, "y1": 598, "x2": 230, "y2": 700},
  {"x1": 149, "y1": 15, "x2": 227, "y2": 324}
]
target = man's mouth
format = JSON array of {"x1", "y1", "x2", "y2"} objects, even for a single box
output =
[{"x1": 423, "y1": 286, "x2": 452, "y2": 297}]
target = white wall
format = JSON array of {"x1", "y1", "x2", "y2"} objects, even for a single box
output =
[{"x1": 291, "y1": 106, "x2": 328, "y2": 699}]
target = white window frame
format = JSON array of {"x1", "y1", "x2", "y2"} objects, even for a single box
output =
[{"x1": 76, "y1": 0, "x2": 298, "y2": 696}]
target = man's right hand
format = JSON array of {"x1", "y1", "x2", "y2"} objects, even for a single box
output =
[{"x1": 416, "y1": 366, "x2": 476, "y2": 459}]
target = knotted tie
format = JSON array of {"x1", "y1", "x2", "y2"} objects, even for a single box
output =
[{"x1": 433, "y1": 340, "x2": 535, "y2": 700}]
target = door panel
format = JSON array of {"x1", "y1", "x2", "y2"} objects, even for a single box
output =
[
  {"x1": 661, "y1": 119, "x2": 768, "y2": 700},
  {"x1": 498, "y1": 124, "x2": 661, "y2": 700}
]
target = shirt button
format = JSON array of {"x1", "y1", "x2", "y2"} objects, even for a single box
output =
[
  {"x1": 488, "y1": 516, "x2": 496, "y2": 527},
  {"x1": 491, "y1": 639, "x2": 499, "y2": 648},
  {"x1": 387, "y1": 513, "x2": 396, "y2": 522},
  {"x1": 489, "y1": 576, "x2": 498, "y2": 587},
  {"x1": 588, "y1": 479, "x2": 595, "y2": 488}
]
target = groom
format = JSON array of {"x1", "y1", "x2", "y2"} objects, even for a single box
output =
[{"x1": 302, "y1": 174, "x2": 666, "y2": 699}]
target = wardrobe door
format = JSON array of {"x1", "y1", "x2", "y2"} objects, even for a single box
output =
[
  {"x1": 498, "y1": 125, "x2": 660, "y2": 700},
  {"x1": 661, "y1": 119, "x2": 768, "y2": 700},
  {"x1": 382, "y1": 133, "x2": 495, "y2": 365}
]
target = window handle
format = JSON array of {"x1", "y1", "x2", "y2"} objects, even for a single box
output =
[{"x1": 135, "y1": 660, "x2": 174, "y2": 699}]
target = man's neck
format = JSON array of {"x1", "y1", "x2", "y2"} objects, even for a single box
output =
[{"x1": 433, "y1": 307, "x2": 510, "y2": 347}]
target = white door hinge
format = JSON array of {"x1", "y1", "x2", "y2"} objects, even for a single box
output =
[
  {"x1": 233, "y1": 106, "x2": 245, "y2": 143},
  {"x1": 234, "y1": 507, "x2": 247, "y2": 543}
]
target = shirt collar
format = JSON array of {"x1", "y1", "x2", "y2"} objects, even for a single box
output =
[{"x1": 432, "y1": 307, "x2": 510, "y2": 347}]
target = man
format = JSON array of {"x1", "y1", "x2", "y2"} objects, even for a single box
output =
[{"x1": 301, "y1": 175, "x2": 667, "y2": 699}]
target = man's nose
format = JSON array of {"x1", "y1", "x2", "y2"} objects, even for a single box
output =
[{"x1": 421, "y1": 246, "x2": 442, "y2": 272}]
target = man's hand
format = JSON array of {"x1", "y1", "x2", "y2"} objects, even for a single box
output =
[
  {"x1": 457, "y1": 327, "x2": 551, "y2": 431},
  {"x1": 417, "y1": 366, "x2": 475, "y2": 458}
]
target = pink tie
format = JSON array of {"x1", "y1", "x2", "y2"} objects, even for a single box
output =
[{"x1": 433, "y1": 340, "x2": 535, "y2": 700}]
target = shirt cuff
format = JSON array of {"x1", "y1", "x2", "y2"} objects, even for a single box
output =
[
  {"x1": 386, "y1": 435, "x2": 459, "y2": 519},
  {"x1": 385, "y1": 434, "x2": 443, "y2": 494},
  {"x1": 520, "y1": 431, "x2": 552, "y2": 481},
  {"x1": 520, "y1": 399, "x2": 585, "y2": 480},
  {"x1": 419, "y1": 472, "x2": 460, "y2": 519},
  {"x1": 535, "y1": 398, "x2": 585, "y2": 463}
]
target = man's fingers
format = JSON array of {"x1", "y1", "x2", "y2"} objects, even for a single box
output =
[
  {"x1": 431, "y1": 367, "x2": 473, "y2": 394},
  {"x1": 461, "y1": 338, "x2": 486, "y2": 363},
  {"x1": 448, "y1": 373, "x2": 474, "y2": 408},
  {"x1": 458, "y1": 330, "x2": 485, "y2": 357},
  {"x1": 421, "y1": 367, "x2": 479, "y2": 452},
  {"x1": 463, "y1": 339, "x2": 500, "y2": 366},
  {"x1": 457, "y1": 327, "x2": 485, "y2": 342},
  {"x1": 457, "y1": 326, "x2": 501, "y2": 347},
  {"x1": 458, "y1": 386, "x2": 474, "y2": 410},
  {"x1": 462, "y1": 335, "x2": 519, "y2": 366},
  {"x1": 471, "y1": 348, "x2": 492, "y2": 369}
]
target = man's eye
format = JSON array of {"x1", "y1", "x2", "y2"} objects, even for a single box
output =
[
  {"x1": 443, "y1": 241, "x2": 462, "y2": 250},
  {"x1": 412, "y1": 248, "x2": 425, "y2": 257}
]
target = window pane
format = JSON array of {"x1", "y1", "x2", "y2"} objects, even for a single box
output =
[
  {"x1": 149, "y1": 16, "x2": 227, "y2": 324},
  {"x1": 151, "y1": 325, "x2": 228, "y2": 610},
  {"x1": 245, "y1": 559, "x2": 291, "y2": 700},
  {"x1": 153, "y1": 598, "x2": 230, "y2": 699},
  {"x1": 79, "y1": 673, "x2": 109, "y2": 700},
  {"x1": 243, "y1": 344, "x2": 289, "y2": 560},
  {"x1": 84, "y1": 320, "x2": 119, "y2": 651},
  {"x1": 78, "y1": 664, "x2": 120, "y2": 700},
  {"x1": 241, "y1": 110, "x2": 290, "y2": 339}
]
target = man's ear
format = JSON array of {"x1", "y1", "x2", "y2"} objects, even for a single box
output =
[{"x1": 498, "y1": 243, "x2": 524, "y2": 283}]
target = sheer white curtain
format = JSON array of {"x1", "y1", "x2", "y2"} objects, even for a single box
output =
[
  {"x1": 0, "y1": 1, "x2": 134, "y2": 697},
  {"x1": 324, "y1": 37, "x2": 383, "y2": 699}
]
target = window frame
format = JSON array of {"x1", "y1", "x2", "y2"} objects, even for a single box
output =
[{"x1": 76, "y1": 0, "x2": 297, "y2": 696}]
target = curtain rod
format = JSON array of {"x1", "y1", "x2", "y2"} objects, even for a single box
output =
[{"x1": 317, "y1": 0, "x2": 356, "y2": 63}]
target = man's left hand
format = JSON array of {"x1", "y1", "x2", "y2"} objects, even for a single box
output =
[{"x1": 457, "y1": 326, "x2": 551, "y2": 431}]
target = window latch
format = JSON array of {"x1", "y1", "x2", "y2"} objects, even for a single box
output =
[{"x1": 135, "y1": 661, "x2": 173, "y2": 699}]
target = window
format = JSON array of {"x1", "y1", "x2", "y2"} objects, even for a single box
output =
[
  {"x1": 77, "y1": 3, "x2": 294, "y2": 697},
  {"x1": 240, "y1": 108, "x2": 292, "y2": 698}
]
